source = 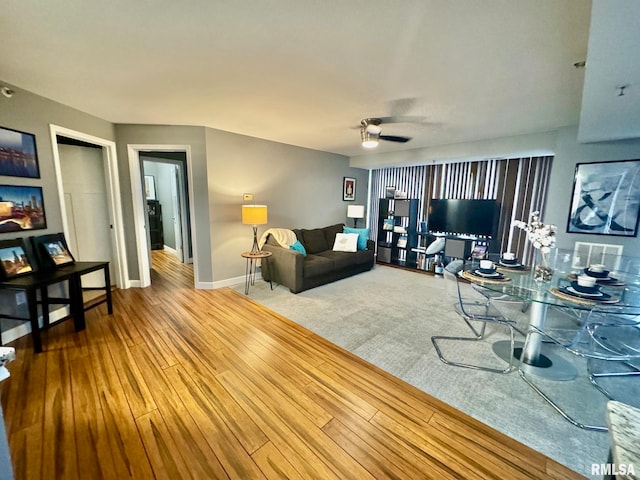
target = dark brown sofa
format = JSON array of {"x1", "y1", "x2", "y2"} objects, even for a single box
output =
[{"x1": 261, "y1": 223, "x2": 375, "y2": 293}]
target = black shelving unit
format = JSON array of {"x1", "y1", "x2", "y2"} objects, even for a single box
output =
[
  {"x1": 376, "y1": 198, "x2": 419, "y2": 268},
  {"x1": 147, "y1": 200, "x2": 164, "y2": 250}
]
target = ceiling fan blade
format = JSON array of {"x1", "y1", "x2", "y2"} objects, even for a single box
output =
[
  {"x1": 379, "y1": 135, "x2": 411, "y2": 143},
  {"x1": 376, "y1": 115, "x2": 428, "y2": 125}
]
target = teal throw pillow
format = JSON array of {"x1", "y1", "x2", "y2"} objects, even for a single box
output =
[
  {"x1": 289, "y1": 240, "x2": 307, "y2": 256},
  {"x1": 343, "y1": 227, "x2": 370, "y2": 250}
]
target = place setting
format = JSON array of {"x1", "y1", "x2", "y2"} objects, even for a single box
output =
[
  {"x1": 566, "y1": 263, "x2": 626, "y2": 287},
  {"x1": 496, "y1": 252, "x2": 529, "y2": 272},
  {"x1": 551, "y1": 268, "x2": 621, "y2": 305},
  {"x1": 463, "y1": 259, "x2": 512, "y2": 284}
]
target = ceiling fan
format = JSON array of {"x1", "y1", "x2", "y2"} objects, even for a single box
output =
[{"x1": 359, "y1": 117, "x2": 416, "y2": 149}]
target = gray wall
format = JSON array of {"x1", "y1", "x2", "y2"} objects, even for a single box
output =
[
  {"x1": 547, "y1": 127, "x2": 640, "y2": 252},
  {"x1": 204, "y1": 128, "x2": 369, "y2": 282},
  {"x1": 351, "y1": 126, "x2": 640, "y2": 256},
  {"x1": 0, "y1": 82, "x2": 115, "y2": 339},
  {"x1": 113, "y1": 124, "x2": 211, "y2": 284},
  {"x1": 114, "y1": 125, "x2": 367, "y2": 286},
  {"x1": 0, "y1": 82, "x2": 115, "y2": 236}
]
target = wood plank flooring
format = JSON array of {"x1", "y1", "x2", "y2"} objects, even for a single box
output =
[{"x1": 1, "y1": 250, "x2": 586, "y2": 479}]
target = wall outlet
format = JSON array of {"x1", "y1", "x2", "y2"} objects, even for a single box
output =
[{"x1": 243, "y1": 193, "x2": 253, "y2": 201}]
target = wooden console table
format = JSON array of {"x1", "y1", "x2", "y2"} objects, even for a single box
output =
[{"x1": 0, "y1": 262, "x2": 112, "y2": 353}]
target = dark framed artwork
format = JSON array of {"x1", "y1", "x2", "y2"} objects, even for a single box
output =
[
  {"x1": 567, "y1": 159, "x2": 640, "y2": 237},
  {"x1": 0, "y1": 238, "x2": 34, "y2": 280},
  {"x1": 30, "y1": 233, "x2": 75, "y2": 269},
  {"x1": 144, "y1": 175, "x2": 157, "y2": 200},
  {"x1": 0, "y1": 185, "x2": 47, "y2": 233},
  {"x1": 0, "y1": 126, "x2": 40, "y2": 178},
  {"x1": 343, "y1": 177, "x2": 356, "y2": 201}
]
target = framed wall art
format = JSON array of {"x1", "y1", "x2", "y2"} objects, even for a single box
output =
[
  {"x1": 0, "y1": 238, "x2": 34, "y2": 280},
  {"x1": 343, "y1": 177, "x2": 356, "y2": 201},
  {"x1": 567, "y1": 159, "x2": 640, "y2": 237},
  {"x1": 0, "y1": 184, "x2": 47, "y2": 233},
  {"x1": 0, "y1": 126, "x2": 40, "y2": 178},
  {"x1": 385, "y1": 186, "x2": 396, "y2": 199},
  {"x1": 144, "y1": 175, "x2": 157, "y2": 200},
  {"x1": 30, "y1": 232, "x2": 75, "y2": 269}
]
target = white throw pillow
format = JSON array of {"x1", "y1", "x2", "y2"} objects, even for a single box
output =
[
  {"x1": 426, "y1": 237, "x2": 446, "y2": 254},
  {"x1": 333, "y1": 233, "x2": 359, "y2": 252}
]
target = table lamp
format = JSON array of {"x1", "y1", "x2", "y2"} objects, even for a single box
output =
[
  {"x1": 242, "y1": 205, "x2": 268, "y2": 254},
  {"x1": 347, "y1": 204, "x2": 365, "y2": 228}
]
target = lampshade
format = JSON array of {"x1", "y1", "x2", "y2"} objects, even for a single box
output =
[
  {"x1": 347, "y1": 205, "x2": 365, "y2": 219},
  {"x1": 242, "y1": 205, "x2": 268, "y2": 225}
]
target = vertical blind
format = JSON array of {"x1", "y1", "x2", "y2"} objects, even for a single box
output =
[{"x1": 370, "y1": 156, "x2": 553, "y2": 263}]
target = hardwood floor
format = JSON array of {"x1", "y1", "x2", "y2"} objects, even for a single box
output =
[{"x1": 1, "y1": 250, "x2": 585, "y2": 479}]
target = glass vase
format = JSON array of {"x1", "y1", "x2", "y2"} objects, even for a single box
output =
[{"x1": 533, "y1": 248, "x2": 556, "y2": 282}]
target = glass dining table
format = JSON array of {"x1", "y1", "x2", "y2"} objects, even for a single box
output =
[{"x1": 461, "y1": 250, "x2": 640, "y2": 380}]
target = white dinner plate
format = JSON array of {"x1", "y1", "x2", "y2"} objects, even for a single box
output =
[{"x1": 473, "y1": 269, "x2": 503, "y2": 278}]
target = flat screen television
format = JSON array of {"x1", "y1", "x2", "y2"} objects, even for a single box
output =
[{"x1": 427, "y1": 199, "x2": 500, "y2": 237}]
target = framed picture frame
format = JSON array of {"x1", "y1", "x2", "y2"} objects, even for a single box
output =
[
  {"x1": 0, "y1": 184, "x2": 47, "y2": 233},
  {"x1": 144, "y1": 175, "x2": 157, "y2": 200},
  {"x1": 0, "y1": 238, "x2": 34, "y2": 280},
  {"x1": 343, "y1": 177, "x2": 356, "y2": 201},
  {"x1": 385, "y1": 186, "x2": 396, "y2": 199},
  {"x1": 0, "y1": 126, "x2": 40, "y2": 178},
  {"x1": 567, "y1": 159, "x2": 640, "y2": 237},
  {"x1": 30, "y1": 233, "x2": 75, "y2": 269}
]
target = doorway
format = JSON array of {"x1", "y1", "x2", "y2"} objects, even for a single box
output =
[
  {"x1": 127, "y1": 145, "x2": 197, "y2": 288},
  {"x1": 141, "y1": 152, "x2": 192, "y2": 265},
  {"x1": 49, "y1": 125, "x2": 129, "y2": 289}
]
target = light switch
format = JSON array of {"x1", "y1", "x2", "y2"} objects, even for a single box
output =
[{"x1": 243, "y1": 193, "x2": 253, "y2": 201}]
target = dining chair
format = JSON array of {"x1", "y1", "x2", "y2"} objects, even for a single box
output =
[
  {"x1": 518, "y1": 307, "x2": 640, "y2": 431},
  {"x1": 431, "y1": 266, "x2": 521, "y2": 374},
  {"x1": 587, "y1": 313, "x2": 640, "y2": 402}
]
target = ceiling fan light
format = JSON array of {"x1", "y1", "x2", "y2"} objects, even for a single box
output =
[{"x1": 361, "y1": 130, "x2": 379, "y2": 148}]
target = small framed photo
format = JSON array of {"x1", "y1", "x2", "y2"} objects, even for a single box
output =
[
  {"x1": 31, "y1": 233, "x2": 75, "y2": 269},
  {"x1": 385, "y1": 186, "x2": 396, "y2": 199},
  {"x1": 144, "y1": 175, "x2": 157, "y2": 200},
  {"x1": 0, "y1": 126, "x2": 40, "y2": 178},
  {"x1": 567, "y1": 159, "x2": 640, "y2": 237},
  {"x1": 0, "y1": 238, "x2": 34, "y2": 280},
  {"x1": 343, "y1": 177, "x2": 356, "y2": 201}
]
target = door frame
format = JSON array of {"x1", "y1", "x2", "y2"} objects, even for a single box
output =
[
  {"x1": 49, "y1": 124, "x2": 130, "y2": 289},
  {"x1": 128, "y1": 144, "x2": 197, "y2": 288}
]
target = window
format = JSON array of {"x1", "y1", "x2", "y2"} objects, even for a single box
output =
[{"x1": 370, "y1": 156, "x2": 554, "y2": 262}]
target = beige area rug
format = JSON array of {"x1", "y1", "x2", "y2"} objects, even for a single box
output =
[{"x1": 234, "y1": 264, "x2": 637, "y2": 479}]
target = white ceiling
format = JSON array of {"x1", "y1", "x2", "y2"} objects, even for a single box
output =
[
  {"x1": 578, "y1": 0, "x2": 640, "y2": 143},
  {"x1": 2, "y1": 0, "x2": 594, "y2": 157}
]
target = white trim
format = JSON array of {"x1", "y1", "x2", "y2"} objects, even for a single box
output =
[
  {"x1": 1, "y1": 306, "x2": 70, "y2": 345},
  {"x1": 49, "y1": 125, "x2": 130, "y2": 289},
  {"x1": 163, "y1": 245, "x2": 177, "y2": 255},
  {"x1": 127, "y1": 145, "x2": 198, "y2": 288},
  {"x1": 210, "y1": 274, "x2": 253, "y2": 290}
]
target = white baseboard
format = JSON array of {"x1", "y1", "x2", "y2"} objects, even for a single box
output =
[
  {"x1": 163, "y1": 245, "x2": 177, "y2": 255},
  {"x1": 1, "y1": 306, "x2": 71, "y2": 345},
  {"x1": 209, "y1": 274, "x2": 247, "y2": 290}
]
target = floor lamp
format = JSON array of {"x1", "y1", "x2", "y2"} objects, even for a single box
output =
[
  {"x1": 242, "y1": 205, "x2": 268, "y2": 254},
  {"x1": 347, "y1": 204, "x2": 365, "y2": 228}
]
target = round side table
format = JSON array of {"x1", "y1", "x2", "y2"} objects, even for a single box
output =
[{"x1": 241, "y1": 251, "x2": 272, "y2": 295}]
